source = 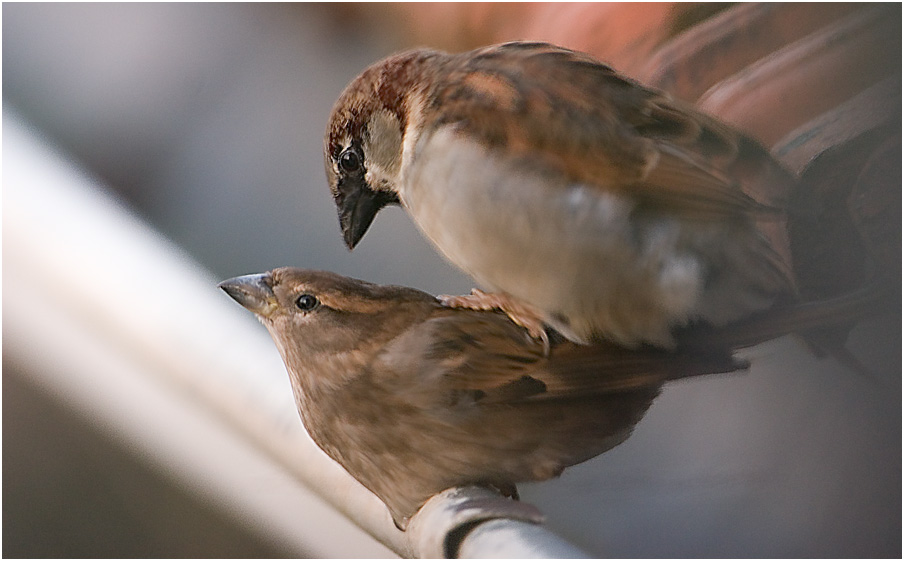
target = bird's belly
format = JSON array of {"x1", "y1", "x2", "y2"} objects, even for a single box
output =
[{"x1": 403, "y1": 131, "x2": 781, "y2": 347}]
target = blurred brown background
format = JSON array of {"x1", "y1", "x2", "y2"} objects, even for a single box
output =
[{"x1": 4, "y1": 3, "x2": 900, "y2": 557}]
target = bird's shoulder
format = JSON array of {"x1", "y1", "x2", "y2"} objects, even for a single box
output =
[{"x1": 421, "y1": 42, "x2": 784, "y2": 217}]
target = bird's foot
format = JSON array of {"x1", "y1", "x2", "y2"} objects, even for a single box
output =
[
  {"x1": 494, "y1": 482, "x2": 520, "y2": 501},
  {"x1": 438, "y1": 289, "x2": 550, "y2": 354}
]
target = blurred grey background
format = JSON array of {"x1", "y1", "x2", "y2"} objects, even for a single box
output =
[
  {"x1": 3, "y1": 3, "x2": 472, "y2": 292},
  {"x1": 4, "y1": 3, "x2": 900, "y2": 558}
]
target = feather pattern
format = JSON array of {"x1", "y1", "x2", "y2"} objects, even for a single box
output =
[{"x1": 425, "y1": 42, "x2": 787, "y2": 218}]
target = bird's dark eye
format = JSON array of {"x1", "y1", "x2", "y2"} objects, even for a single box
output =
[
  {"x1": 295, "y1": 294, "x2": 319, "y2": 312},
  {"x1": 338, "y1": 148, "x2": 362, "y2": 173}
]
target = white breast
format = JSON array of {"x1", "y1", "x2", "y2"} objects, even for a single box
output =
[{"x1": 399, "y1": 127, "x2": 785, "y2": 347}]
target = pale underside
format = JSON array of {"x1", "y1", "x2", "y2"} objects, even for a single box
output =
[{"x1": 401, "y1": 128, "x2": 786, "y2": 347}]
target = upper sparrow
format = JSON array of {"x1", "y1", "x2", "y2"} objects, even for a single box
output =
[{"x1": 324, "y1": 41, "x2": 797, "y2": 348}]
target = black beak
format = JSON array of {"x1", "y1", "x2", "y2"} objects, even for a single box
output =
[
  {"x1": 218, "y1": 273, "x2": 276, "y2": 316},
  {"x1": 337, "y1": 182, "x2": 398, "y2": 250}
]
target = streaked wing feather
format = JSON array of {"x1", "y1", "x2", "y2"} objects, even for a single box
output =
[
  {"x1": 386, "y1": 310, "x2": 736, "y2": 406},
  {"x1": 432, "y1": 42, "x2": 781, "y2": 218}
]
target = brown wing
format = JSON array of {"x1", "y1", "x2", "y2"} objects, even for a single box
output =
[
  {"x1": 379, "y1": 307, "x2": 740, "y2": 408},
  {"x1": 378, "y1": 272, "x2": 886, "y2": 409},
  {"x1": 429, "y1": 42, "x2": 791, "y2": 219}
]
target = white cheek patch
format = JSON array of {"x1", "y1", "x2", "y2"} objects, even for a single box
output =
[{"x1": 364, "y1": 109, "x2": 403, "y2": 189}]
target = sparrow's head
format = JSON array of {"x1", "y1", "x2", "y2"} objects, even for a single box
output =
[
  {"x1": 219, "y1": 268, "x2": 435, "y2": 382},
  {"x1": 324, "y1": 49, "x2": 443, "y2": 250}
]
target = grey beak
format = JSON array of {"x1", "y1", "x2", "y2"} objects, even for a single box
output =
[{"x1": 218, "y1": 273, "x2": 276, "y2": 316}]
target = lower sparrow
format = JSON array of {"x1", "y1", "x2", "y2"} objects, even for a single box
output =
[{"x1": 218, "y1": 268, "x2": 877, "y2": 528}]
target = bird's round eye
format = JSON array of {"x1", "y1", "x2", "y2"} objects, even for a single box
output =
[
  {"x1": 295, "y1": 294, "x2": 319, "y2": 312},
  {"x1": 338, "y1": 148, "x2": 362, "y2": 173}
]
